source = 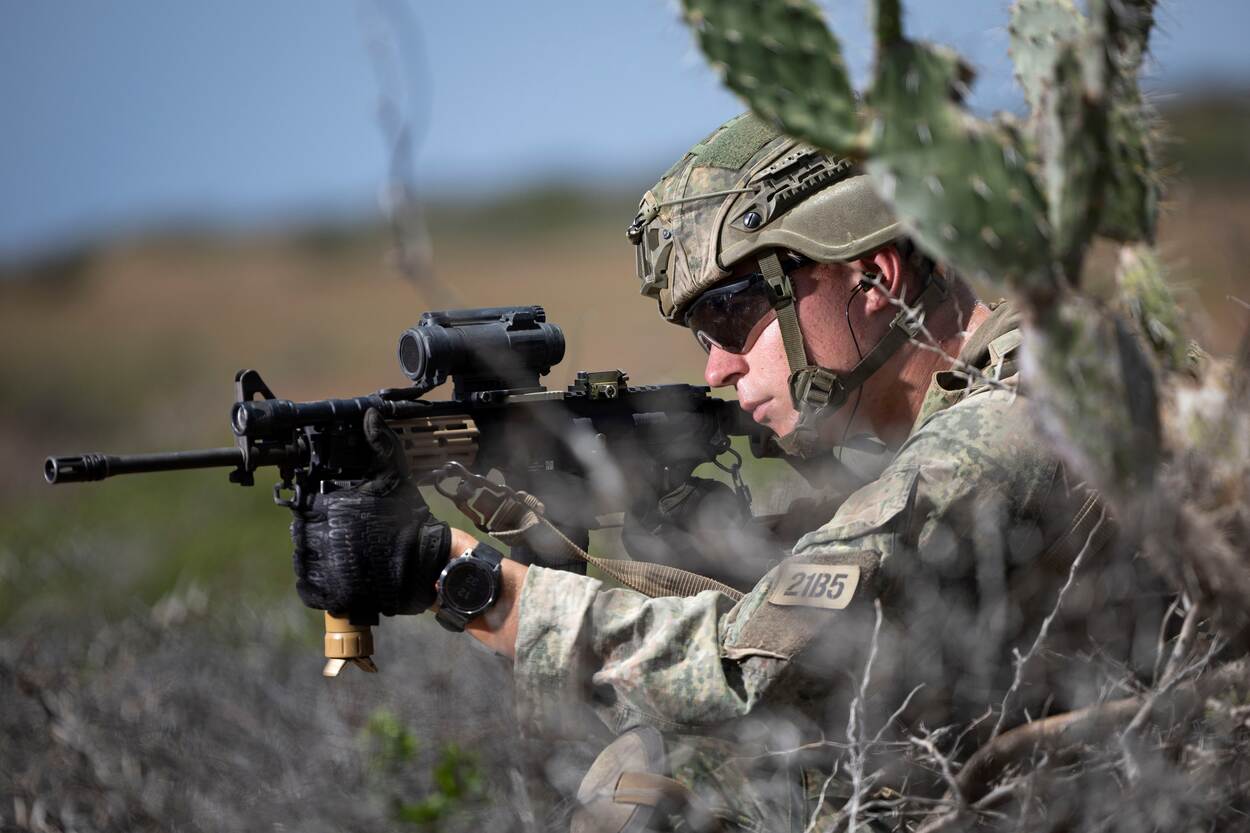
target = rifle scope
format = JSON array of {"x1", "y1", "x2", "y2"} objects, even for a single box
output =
[{"x1": 397, "y1": 305, "x2": 565, "y2": 397}]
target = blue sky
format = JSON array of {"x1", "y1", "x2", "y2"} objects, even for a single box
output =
[{"x1": 3, "y1": 1, "x2": 1248, "y2": 261}]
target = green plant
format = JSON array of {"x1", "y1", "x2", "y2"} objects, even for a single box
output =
[
  {"x1": 393, "y1": 744, "x2": 484, "y2": 826},
  {"x1": 364, "y1": 708, "x2": 420, "y2": 772},
  {"x1": 361, "y1": 708, "x2": 485, "y2": 827}
]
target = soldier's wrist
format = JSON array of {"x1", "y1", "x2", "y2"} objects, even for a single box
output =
[{"x1": 463, "y1": 557, "x2": 527, "y2": 658}]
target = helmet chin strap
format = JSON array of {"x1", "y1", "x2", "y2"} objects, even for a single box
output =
[{"x1": 755, "y1": 251, "x2": 948, "y2": 458}]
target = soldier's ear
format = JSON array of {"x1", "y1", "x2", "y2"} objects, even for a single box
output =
[{"x1": 857, "y1": 246, "x2": 904, "y2": 315}]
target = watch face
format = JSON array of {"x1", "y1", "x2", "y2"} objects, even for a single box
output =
[{"x1": 442, "y1": 559, "x2": 495, "y2": 615}]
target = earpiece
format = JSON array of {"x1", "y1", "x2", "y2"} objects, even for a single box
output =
[{"x1": 858, "y1": 272, "x2": 880, "y2": 292}]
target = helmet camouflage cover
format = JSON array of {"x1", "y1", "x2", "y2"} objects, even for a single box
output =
[{"x1": 629, "y1": 113, "x2": 900, "y2": 323}]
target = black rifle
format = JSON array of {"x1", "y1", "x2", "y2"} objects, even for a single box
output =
[{"x1": 46, "y1": 305, "x2": 766, "y2": 574}]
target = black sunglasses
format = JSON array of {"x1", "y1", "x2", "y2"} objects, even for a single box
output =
[
  {"x1": 684, "y1": 274, "x2": 776, "y2": 355},
  {"x1": 684, "y1": 256, "x2": 810, "y2": 354}
]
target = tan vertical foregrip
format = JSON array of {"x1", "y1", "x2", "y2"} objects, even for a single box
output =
[{"x1": 323, "y1": 612, "x2": 379, "y2": 677}]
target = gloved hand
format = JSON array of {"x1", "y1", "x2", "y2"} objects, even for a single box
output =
[{"x1": 290, "y1": 408, "x2": 450, "y2": 616}]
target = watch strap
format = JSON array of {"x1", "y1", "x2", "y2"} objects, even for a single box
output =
[{"x1": 471, "y1": 543, "x2": 503, "y2": 568}]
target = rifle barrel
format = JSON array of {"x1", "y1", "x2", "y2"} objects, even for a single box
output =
[{"x1": 45, "y1": 448, "x2": 246, "y2": 484}]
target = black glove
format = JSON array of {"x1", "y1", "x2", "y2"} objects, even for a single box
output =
[{"x1": 290, "y1": 409, "x2": 450, "y2": 616}]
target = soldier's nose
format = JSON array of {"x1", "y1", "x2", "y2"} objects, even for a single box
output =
[{"x1": 704, "y1": 345, "x2": 746, "y2": 388}]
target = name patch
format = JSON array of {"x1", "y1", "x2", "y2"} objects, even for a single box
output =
[{"x1": 767, "y1": 563, "x2": 860, "y2": 610}]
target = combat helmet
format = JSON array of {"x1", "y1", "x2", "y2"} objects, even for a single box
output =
[{"x1": 627, "y1": 112, "x2": 945, "y2": 455}]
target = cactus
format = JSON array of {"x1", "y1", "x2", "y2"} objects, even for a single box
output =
[
  {"x1": 1024, "y1": 296, "x2": 1162, "y2": 505},
  {"x1": 1008, "y1": 0, "x2": 1087, "y2": 117},
  {"x1": 1088, "y1": 0, "x2": 1160, "y2": 243},
  {"x1": 1037, "y1": 41, "x2": 1105, "y2": 279},
  {"x1": 682, "y1": 0, "x2": 863, "y2": 156},
  {"x1": 688, "y1": 0, "x2": 1060, "y2": 299},
  {"x1": 873, "y1": 0, "x2": 903, "y2": 48},
  {"x1": 867, "y1": 40, "x2": 1058, "y2": 301},
  {"x1": 1090, "y1": 0, "x2": 1156, "y2": 84},
  {"x1": 1116, "y1": 242, "x2": 1190, "y2": 373},
  {"x1": 1006, "y1": 0, "x2": 1160, "y2": 255},
  {"x1": 1097, "y1": 94, "x2": 1158, "y2": 243},
  {"x1": 678, "y1": 0, "x2": 1183, "y2": 506},
  {"x1": 1008, "y1": 0, "x2": 1107, "y2": 276}
]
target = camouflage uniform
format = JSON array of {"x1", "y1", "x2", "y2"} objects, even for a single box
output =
[{"x1": 512, "y1": 305, "x2": 1162, "y2": 828}]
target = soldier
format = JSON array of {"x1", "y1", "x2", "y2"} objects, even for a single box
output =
[{"x1": 291, "y1": 113, "x2": 1164, "y2": 829}]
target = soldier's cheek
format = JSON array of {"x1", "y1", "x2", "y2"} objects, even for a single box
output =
[{"x1": 769, "y1": 404, "x2": 801, "y2": 436}]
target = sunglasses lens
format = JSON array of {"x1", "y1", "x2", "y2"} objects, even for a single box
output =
[{"x1": 685, "y1": 276, "x2": 775, "y2": 354}]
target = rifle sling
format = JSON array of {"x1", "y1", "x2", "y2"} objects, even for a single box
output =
[{"x1": 443, "y1": 471, "x2": 745, "y2": 601}]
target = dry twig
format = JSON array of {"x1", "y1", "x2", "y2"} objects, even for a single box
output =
[{"x1": 990, "y1": 509, "x2": 1106, "y2": 740}]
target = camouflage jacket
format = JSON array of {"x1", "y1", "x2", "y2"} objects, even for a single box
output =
[{"x1": 511, "y1": 305, "x2": 1158, "y2": 743}]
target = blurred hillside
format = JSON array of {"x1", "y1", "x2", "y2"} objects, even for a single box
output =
[{"x1": 3, "y1": 91, "x2": 1250, "y2": 614}]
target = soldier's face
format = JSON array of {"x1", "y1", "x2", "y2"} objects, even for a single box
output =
[
  {"x1": 705, "y1": 312, "x2": 801, "y2": 433},
  {"x1": 702, "y1": 261, "x2": 866, "y2": 439}
]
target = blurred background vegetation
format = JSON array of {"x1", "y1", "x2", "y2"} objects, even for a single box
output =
[{"x1": 5, "y1": 94, "x2": 1249, "y2": 628}]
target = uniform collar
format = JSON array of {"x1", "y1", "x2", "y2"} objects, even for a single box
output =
[{"x1": 910, "y1": 301, "x2": 1023, "y2": 434}]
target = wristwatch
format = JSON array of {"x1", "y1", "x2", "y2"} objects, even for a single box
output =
[{"x1": 435, "y1": 543, "x2": 504, "y2": 632}]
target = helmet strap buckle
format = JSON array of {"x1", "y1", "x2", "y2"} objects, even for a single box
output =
[{"x1": 789, "y1": 366, "x2": 842, "y2": 414}]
